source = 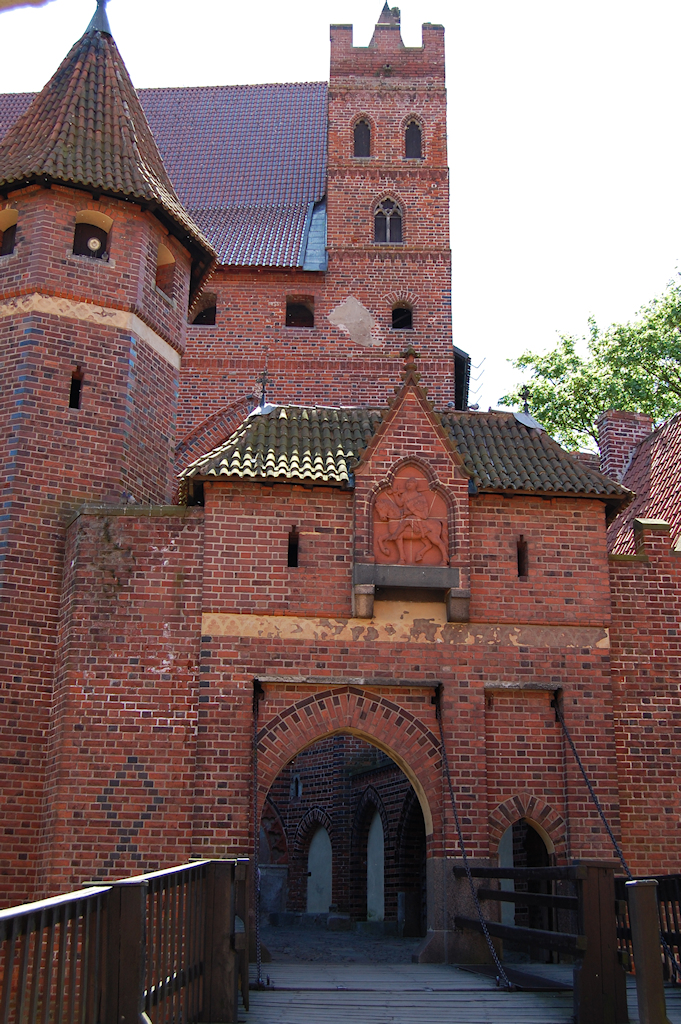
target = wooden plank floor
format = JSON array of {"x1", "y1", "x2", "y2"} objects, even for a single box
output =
[{"x1": 242, "y1": 962, "x2": 681, "y2": 1024}]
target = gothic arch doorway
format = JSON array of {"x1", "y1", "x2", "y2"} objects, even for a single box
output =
[
  {"x1": 498, "y1": 816, "x2": 555, "y2": 960},
  {"x1": 259, "y1": 731, "x2": 428, "y2": 957}
]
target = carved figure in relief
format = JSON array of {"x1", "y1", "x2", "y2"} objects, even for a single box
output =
[{"x1": 373, "y1": 473, "x2": 449, "y2": 566}]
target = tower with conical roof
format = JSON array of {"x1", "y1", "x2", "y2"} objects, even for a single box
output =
[{"x1": 0, "y1": 2, "x2": 214, "y2": 902}]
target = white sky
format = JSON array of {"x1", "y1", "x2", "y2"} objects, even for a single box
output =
[{"x1": 2, "y1": 0, "x2": 681, "y2": 410}]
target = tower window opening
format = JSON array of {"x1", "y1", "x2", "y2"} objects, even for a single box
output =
[
  {"x1": 155, "y1": 243, "x2": 176, "y2": 298},
  {"x1": 405, "y1": 120, "x2": 422, "y2": 159},
  {"x1": 354, "y1": 119, "x2": 371, "y2": 158},
  {"x1": 288, "y1": 526, "x2": 299, "y2": 567},
  {"x1": 286, "y1": 297, "x2": 314, "y2": 328},
  {"x1": 392, "y1": 305, "x2": 413, "y2": 330},
  {"x1": 0, "y1": 210, "x2": 18, "y2": 256},
  {"x1": 72, "y1": 211, "x2": 112, "y2": 260},
  {"x1": 517, "y1": 535, "x2": 529, "y2": 578},
  {"x1": 191, "y1": 291, "x2": 217, "y2": 325},
  {"x1": 374, "y1": 199, "x2": 402, "y2": 244},
  {"x1": 69, "y1": 367, "x2": 84, "y2": 410}
]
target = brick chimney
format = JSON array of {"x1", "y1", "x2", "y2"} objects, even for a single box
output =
[{"x1": 596, "y1": 410, "x2": 654, "y2": 481}]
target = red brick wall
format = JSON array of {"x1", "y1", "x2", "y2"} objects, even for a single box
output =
[
  {"x1": 202, "y1": 480, "x2": 354, "y2": 618},
  {"x1": 38, "y1": 508, "x2": 204, "y2": 894},
  {"x1": 469, "y1": 495, "x2": 611, "y2": 625},
  {"x1": 596, "y1": 410, "x2": 654, "y2": 482},
  {"x1": 1, "y1": 186, "x2": 192, "y2": 352},
  {"x1": 609, "y1": 523, "x2": 681, "y2": 872}
]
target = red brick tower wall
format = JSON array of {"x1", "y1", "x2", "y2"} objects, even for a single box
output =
[
  {"x1": 0, "y1": 185, "x2": 192, "y2": 904},
  {"x1": 609, "y1": 521, "x2": 681, "y2": 872},
  {"x1": 177, "y1": 16, "x2": 455, "y2": 445}
]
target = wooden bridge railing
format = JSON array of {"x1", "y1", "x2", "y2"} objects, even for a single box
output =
[
  {"x1": 615, "y1": 872, "x2": 681, "y2": 983},
  {"x1": 0, "y1": 857, "x2": 250, "y2": 1024},
  {"x1": 453, "y1": 860, "x2": 628, "y2": 1024}
]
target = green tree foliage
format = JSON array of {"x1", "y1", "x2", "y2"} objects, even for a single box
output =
[{"x1": 501, "y1": 281, "x2": 681, "y2": 450}]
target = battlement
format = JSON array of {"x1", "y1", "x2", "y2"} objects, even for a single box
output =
[{"x1": 330, "y1": 19, "x2": 445, "y2": 83}]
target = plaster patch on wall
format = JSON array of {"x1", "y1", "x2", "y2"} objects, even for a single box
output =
[
  {"x1": 202, "y1": 612, "x2": 609, "y2": 649},
  {"x1": 327, "y1": 295, "x2": 378, "y2": 347}
]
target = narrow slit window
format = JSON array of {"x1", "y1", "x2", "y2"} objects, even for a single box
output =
[
  {"x1": 405, "y1": 120, "x2": 422, "y2": 159},
  {"x1": 374, "y1": 199, "x2": 402, "y2": 244},
  {"x1": 517, "y1": 535, "x2": 528, "y2": 578},
  {"x1": 69, "y1": 368, "x2": 84, "y2": 410},
  {"x1": 354, "y1": 119, "x2": 371, "y2": 158},
  {"x1": 288, "y1": 527, "x2": 299, "y2": 567},
  {"x1": 392, "y1": 305, "x2": 412, "y2": 330}
]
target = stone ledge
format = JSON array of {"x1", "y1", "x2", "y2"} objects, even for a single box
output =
[{"x1": 353, "y1": 563, "x2": 460, "y2": 588}]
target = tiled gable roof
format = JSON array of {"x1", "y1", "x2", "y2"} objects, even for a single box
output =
[
  {"x1": 608, "y1": 412, "x2": 681, "y2": 553},
  {"x1": 0, "y1": 81, "x2": 328, "y2": 269},
  {"x1": 181, "y1": 405, "x2": 631, "y2": 513},
  {"x1": 183, "y1": 407, "x2": 382, "y2": 486},
  {"x1": 0, "y1": 26, "x2": 215, "y2": 293}
]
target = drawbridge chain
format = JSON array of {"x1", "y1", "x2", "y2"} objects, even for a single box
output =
[{"x1": 552, "y1": 695, "x2": 681, "y2": 984}]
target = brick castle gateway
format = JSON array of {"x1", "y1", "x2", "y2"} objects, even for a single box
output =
[{"x1": 0, "y1": 2, "x2": 680, "y2": 958}]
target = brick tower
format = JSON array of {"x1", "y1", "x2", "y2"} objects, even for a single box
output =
[
  {"x1": 0, "y1": 2, "x2": 214, "y2": 902},
  {"x1": 327, "y1": 4, "x2": 456, "y2": 406}
]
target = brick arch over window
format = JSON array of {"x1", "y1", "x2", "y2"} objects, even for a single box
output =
[
  {"x1": 352, "y1": 785, "x2": 389, "y2": 845},
  {"x1": 488, "y1": 793, "x2": 567, "y2": 859},
  {"x1": 256, "y1": 686, "x2": 440, "y2": 837},
  {"x1": 293, "y1": 806, "x2": 334, "y2": 855}
]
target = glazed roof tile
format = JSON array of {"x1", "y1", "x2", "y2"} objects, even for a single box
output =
[
  {"x1": 182, "y1": 405, "x2": 631, "y2": 509},
  {"x1": 608, "y1": 412, "x2": 681, "y2": 553},
  {"x1": 0, "y1": 27, "x2": 215, "y2": 277},
  {"x1": 183, "y1": 406, "x2": 383, "y2": 486},
  {"x1": 0, "y1": 81, "x2": 328, "y2": 268}
]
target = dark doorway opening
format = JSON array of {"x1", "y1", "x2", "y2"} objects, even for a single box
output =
[{"x1": 259, "y1": 733, "x2": 427, "y2": 963}]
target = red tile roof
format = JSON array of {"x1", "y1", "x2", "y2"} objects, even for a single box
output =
[
  {"x1": 0, "y1": 80, "x2": 327, "y2": 268},
  {"x1": 608, "y1": 412, "x2": 681, "y2": 553},
  {"x1": 0, "y1": 28, "x2": 215, "y2": 271}
]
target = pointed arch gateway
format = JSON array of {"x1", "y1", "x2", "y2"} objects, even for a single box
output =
[{"x1": 256, "y1": 686, "x2": 440, "y2": 838}]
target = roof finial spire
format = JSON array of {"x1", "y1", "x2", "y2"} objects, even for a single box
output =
[{"x1": 87, "y1": 0, "x2": 112, "y2": 36}]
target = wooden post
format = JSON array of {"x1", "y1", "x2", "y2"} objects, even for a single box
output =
[
  {"x1": 625, "y1": 880, "x2": 671, "y2": 1024},
  {"x1": 200, "y1": 859, "x2": 238, "y2": 1024},
  {"x1": 573, "y1": 861, "x2": 629, "y2": 1024},
  {"x1": 104, "y1": 880, "x2": 147, "y2": 1024},
  {"x1": 235, "y1": 858, "x2": 250, "y2": 1011}
]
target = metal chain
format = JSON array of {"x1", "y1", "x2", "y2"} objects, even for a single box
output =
[
  {"x1": 553, "y1": 697, "x2": 681, "y2": 983},
  {"x1": 253, "y1": 684, "x2": 264, "y2": 987},
  {"x1": 436, "y1": 690, "x2": 513, "y2": 990}
]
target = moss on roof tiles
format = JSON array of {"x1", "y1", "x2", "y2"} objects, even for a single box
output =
[
  {"x1": 182, "y1": 406, "x2": 631, "y2": 505},
  {"x1": 0, "y1": 23, "x2": 215, "y2": 295}
]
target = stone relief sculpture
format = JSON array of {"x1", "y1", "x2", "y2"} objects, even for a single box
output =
[{"x1": 373, "y1": 467, "x2": 449, "y2": 566}]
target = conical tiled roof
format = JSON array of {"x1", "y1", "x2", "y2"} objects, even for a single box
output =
[{"x1": 0, "y1": 11, "x2": 215, "y2": 296}]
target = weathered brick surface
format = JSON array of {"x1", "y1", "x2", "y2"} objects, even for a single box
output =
[{"x1": 609, "y1": 523, "x2": 681, "y2": 872}]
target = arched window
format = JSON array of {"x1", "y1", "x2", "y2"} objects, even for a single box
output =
[
  {"x1": 353, "y1": 119, "x2": 371, "y2": 158},
  {"x1": 190, "y1": 291, "x2": 217, "y2": 325},
  {"x1": 374, "y1": 199, "x2": 402, "y2": 244},
  {"x1": 0, "y1": 209, "x2": 18, "y2": 256},
  {"x1": 405, "y1": 120, "x2": 422, "y2": 159},
  {"x1": 155, "y1": 243, "x2": 175, "y2": 298},
  {"x1": 73, "y1": 211, "x2": 112, "y2": 260},
  {"x1": 392, "y1": 304, "x2": 413, "y2": 330}
]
